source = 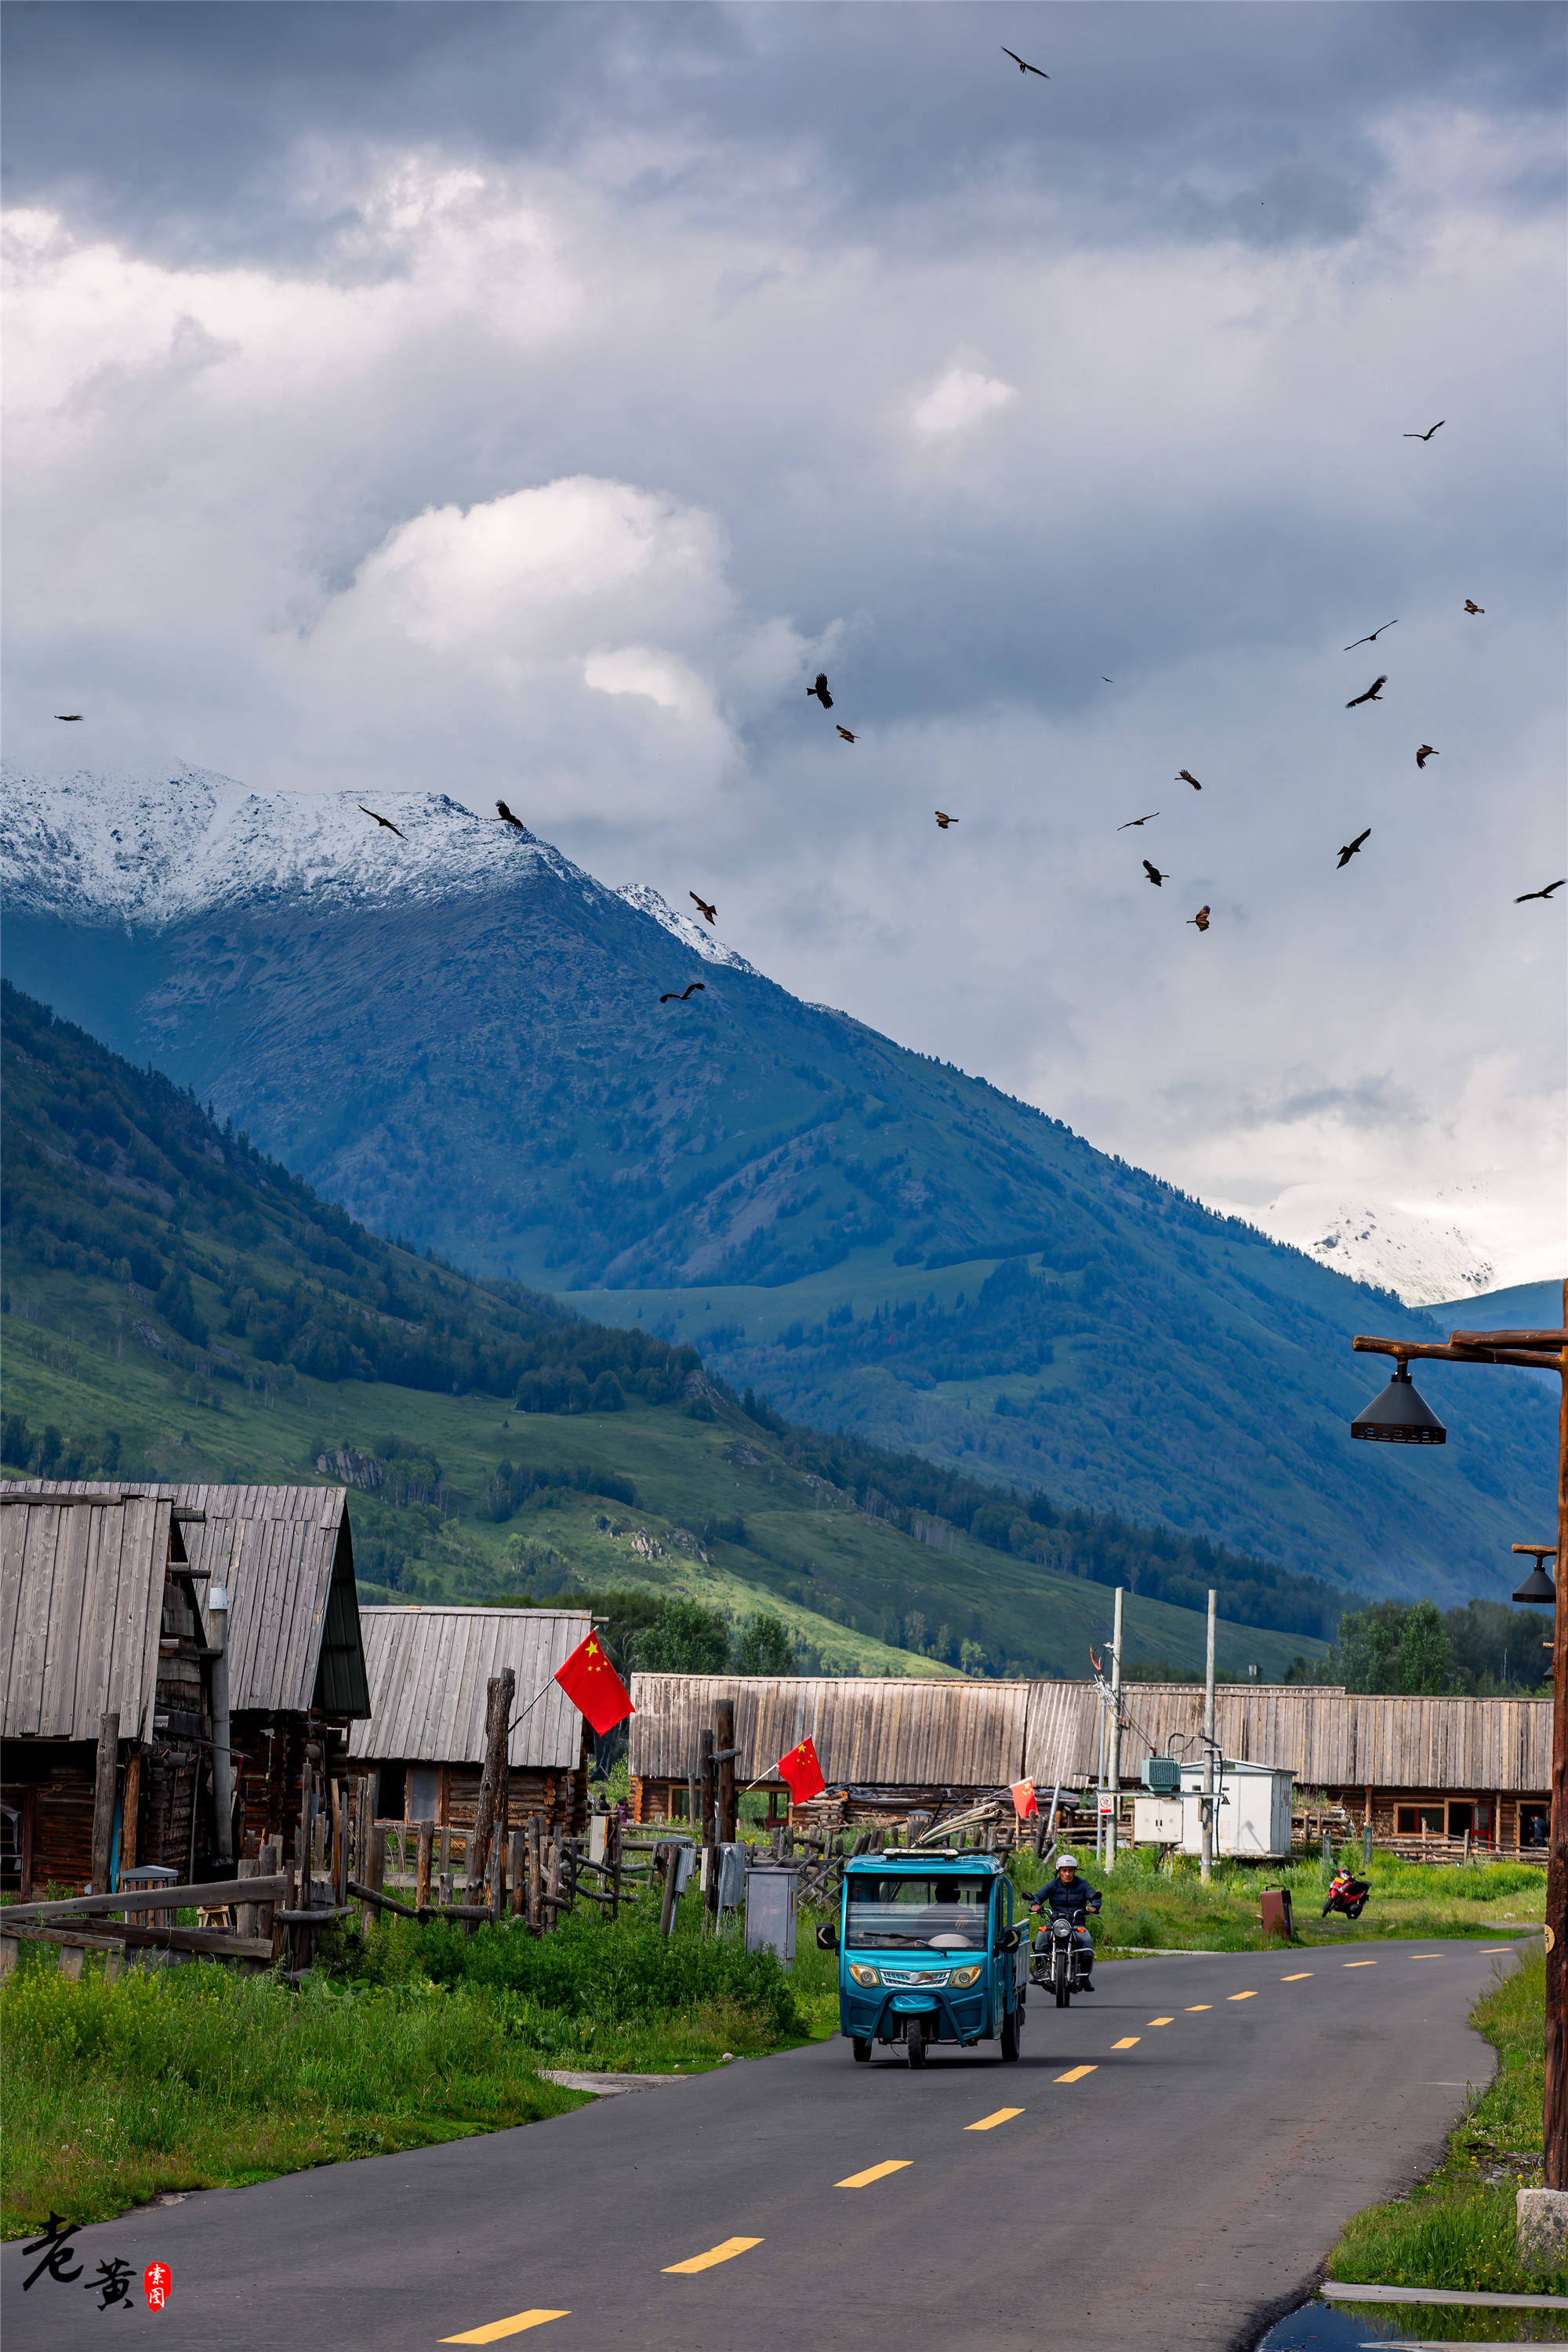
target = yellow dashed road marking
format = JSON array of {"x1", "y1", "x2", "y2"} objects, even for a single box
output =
[
  {"x1": 1482, "y1": 1947, "x2": 1513, "y2": 1953},
  {"x1": 837, "y1": 2161, "x2": 912, "y2": 2189},
  {"x1": 1228, "y1": 1991, "x2": 1258, "y2": 2002},
  {"x1": 442, "y1": 2315, "x2": 570, "y2": 2343},
  {"x1": 1055, "y1": 2065, "x2": 1098, "y2": 2083},
  {"x1": 1345, "y1": 1961, "x2": 1377, "y2": 1969},
  {"x1": 662, "y1": 2238, "x2": 764, "y2": 2274},
  {"x1": 1111, "y1": 2037, "x2": 1141, "y2": 2049},
  {"x1": 1148, "y1": 2016, "x2": 1174, "y2": 2027},
  {"x1": 966, "y1": 2108, "x2": 1024, "y2": 2132},
  {"x1": 1410, "y1": 1954, "x2": 1443, "y2": 1961},
  {"x1": 1185, "y1": 2004, "x2": 1212, "y2": 2012},
  {"x1": 1281, "y1": 1973, "x2": 1313, "y2": 1981}
]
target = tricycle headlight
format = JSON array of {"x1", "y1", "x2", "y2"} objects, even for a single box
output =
[
  {"x1": 848, "y1": 1963, "x2": 880, "y2": 1988},
  {"x1": 949, "y1": 1964, "x2": 983, "y2": 1989}
]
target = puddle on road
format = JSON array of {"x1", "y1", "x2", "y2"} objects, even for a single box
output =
[{"x1": 1257, "y1": 2299, "x2": 1568, "y2": 2348}]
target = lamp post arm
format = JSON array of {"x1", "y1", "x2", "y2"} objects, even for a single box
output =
[{"x1": 1352, "y1": 1336, "x2": 1561, "y2": 1370}]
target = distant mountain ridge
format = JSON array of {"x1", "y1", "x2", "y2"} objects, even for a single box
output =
[{"x1": 2, "y1": 762, "x2": 1556, "y2": 1605}]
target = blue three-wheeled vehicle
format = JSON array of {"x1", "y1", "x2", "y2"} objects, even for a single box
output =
[{"x1": 817, "y1": 1848, "x2": 1025, "y2": 2067}]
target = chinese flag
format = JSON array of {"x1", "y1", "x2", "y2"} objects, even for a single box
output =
[
  {"x1": 1011, "y1": 1778, "x2": 1039, "y2": 1819},
  {"x1": 554, "y1": 1632, "x2": 634, "y2": 1737},
  {"x1": 775, "y1": 1736, "x2": 826, "y2": 1806}
]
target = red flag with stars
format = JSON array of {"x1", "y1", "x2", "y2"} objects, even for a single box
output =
[
  {"x1": 1011, "y1": 1777, "x2": 1039, "y2": 1820},
  {"x1": 554, "y1": 1632, "x2": 634, "y2": 1737},
  {"x1": 775, "y1": 1735, "x2": 826, "y2": 1806}
]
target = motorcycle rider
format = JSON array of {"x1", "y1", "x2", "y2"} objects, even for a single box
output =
[{"x1": 1029, "y1": 1851, "x2": 1102, "y2": 1990}]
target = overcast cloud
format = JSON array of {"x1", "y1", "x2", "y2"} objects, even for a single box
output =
[{"x1": 4, "y1": 2, "x2": 1564, "y2": 1281}]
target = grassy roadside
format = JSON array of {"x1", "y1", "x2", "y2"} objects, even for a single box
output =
[
  {"x1": 1003, "y1": 1849, "x2": 1548, "y2": 1952},
  {"x1": 0, "y1": 1904, "x2": 840, "y2": 2238},
  {"x1": 1324, "y1": 1949, "x2": 1568, "y2": 2316}
]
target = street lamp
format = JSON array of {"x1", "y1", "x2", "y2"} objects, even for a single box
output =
[
  {"x1": 1346, "y1": 1280, "x2": 1568, "y2": 2191},
  {"x1": 1514, "y1": 1546, "x2": 1559, "y2": 1608}
]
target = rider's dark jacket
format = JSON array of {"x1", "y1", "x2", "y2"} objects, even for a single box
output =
[{"x1": 1031, "y1": 1875, "x2": 1102, "y2": 1924}]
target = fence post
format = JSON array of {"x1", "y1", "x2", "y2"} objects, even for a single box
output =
[
  {"x1": 89, "y1": 1711, "x2": 120, "y2": 1895},
  {"x1": 657, "y1": 1841, "x2": 678, "y2": 1938},
  {"x1": 508, "y1": 1830, "x2": 527, "y2": 1918},
  {"x1": 468, "y1": 1671, "x2": 516, "y2": 1911},
  {"x1": 716, "y1": 1699, "x2": 737, "y2": 1844},
  {"x1": 415, "y1": 1820, "x2": 434, "y2": 1915},
  {"x1": 545, "y1": 1833, "x2": 563, "y2": 1933},
  {"x1": 527, "y1": 1813, "x2": 543, "y2": 1933}
]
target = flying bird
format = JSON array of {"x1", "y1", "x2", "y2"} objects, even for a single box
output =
[
  {"x1": 359, "y1": 806, "x2": 405, "y2": 839},
  {"x1": 1345, "y1": 675, "x2": 1386, "y2": 708},
  {"x1": 1001, "y1": 45, "x2": 1049, "y2": 76},
  {"x1": 495, "y1": 800, "x2": 526, "y2": 830},
  {"x1": 808, "y1": 673, "x2": 833, "y2": 710},
  {"x1": 1142, "y1": 859, "x2": 1167, "y2": 887},
  {"x1": 1337, "y1": 828, "x2": 1371, "y2": 869},
  {"x1": 1176, "y1": 770, "x2": 1203, "y2": 791},
  {"x1": 53, "y1": 713, "x2": 84, "y2": 722},
  {"x1": 1188, "y1": 906, "x2": 1210, "y2": 933},
  {"x1": 837, "y1": 725, "x2": 856, "y2": 743},
  {"x1": 935, "y1": 811, "x2": 958, "y2": 829},
  {"x1": 1117, "y1": 812, "x2": 1159, "y2": 829},
  {"x1": 689, "y1": 892, "x2": 717, "y2": 925},
  {"x1": 1403, "y1": 421, "x2": 1445, "y2": 441},
  {"x1": 1515, "y1": 879, "x2": 1566, "y2": 904},
  {"x1": 659, "y1": 981, "x2": 706, "y2": 1003},
  {"x1": 1416, "y1": 745, "x2": 1437, "y2": 769},
  {"x1": 1101, "y1": 677, "x2": 1114, "y2": 684},
  {"x1": 1464, "y1": 599, "x2": 1484, "y2": 615},
  {"x1": 1343, "y1": 620, "x2": 1398, "y2": 652}
]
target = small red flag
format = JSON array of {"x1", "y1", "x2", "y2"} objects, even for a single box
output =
[
  {"x1": 1011, "y1": 1777, "x2": 1039, "y2": 1819},
  {"x1": 554, "y1": 1632, "x2": 634, "y2": 1737},
  {"x1": 775, "y1": 1735, "x2": 826, "y2": 1806}
]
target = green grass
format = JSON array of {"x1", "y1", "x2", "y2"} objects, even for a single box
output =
[
  {"x1": 1004, "y1": 1848, "x2": 1548, "y2": 1951},
  {"x1": 1326, "y1": 1951, "x2": 1568, "y2": 2310}
]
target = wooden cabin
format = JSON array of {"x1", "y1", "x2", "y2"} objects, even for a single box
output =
[
  {"x1": 348, "y1": 1606, "x2": 593, "y2": 1839},
  {"x1": 628, "y1": 1673, "x2": 1032, "y2": 1827},
  {"x1": 1, "y1": 1486, "x2": 209, "y2": 1897},
  {"x1": 5, "y1": 1479, "x2": 371, "y2": 1887}
]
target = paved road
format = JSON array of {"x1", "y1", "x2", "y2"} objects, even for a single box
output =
[{"x1": 2, "y1": 1938, "x2": 1526, "y2": 2352}]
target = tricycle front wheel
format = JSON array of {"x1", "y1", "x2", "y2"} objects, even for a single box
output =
[
  {"x1": 906, "y1": 2020, "x2": 927, "y2": 2069},
  {"x1": 1001, "y1": 2004, "x2": 1023, "y2": 2061},
  {"x1": 851, "y1": 2036, "x2": 871, "y2": 2063}
]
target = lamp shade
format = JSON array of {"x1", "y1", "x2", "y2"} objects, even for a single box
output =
[
  {"x1": 1350, "y1": 1363, "x2": 1446, "y2": 1443},
  {"x1": 1513, "y1": 1552, "x2": 1558, "y2": 1606}
]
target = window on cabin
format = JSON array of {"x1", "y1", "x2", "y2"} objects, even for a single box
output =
[
  {"x1": 378, "y1": 1765, "x2": 407, "y2": 1822},
  {"x1": 1396, "y1": 1806, "x2": 1444, "y2": 1835},
  {"x1": 406, "y1": 1767, "x2": 439, "y2": 1822}
]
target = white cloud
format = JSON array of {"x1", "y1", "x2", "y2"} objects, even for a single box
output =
[{"x1": 908, "y1": 361, "x2": 1018, "y2": 437}]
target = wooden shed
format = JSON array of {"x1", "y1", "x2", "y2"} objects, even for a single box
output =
[
  {"x1": 1, "y1": 1486, "x2": 209, "y2": 1897},
  {"x1": 628, "y1": 1673, "x2": 1032, "y2": 1826},
  {"x1": 349, "y1": 1606, "x2": 593, "y2": 1838}
]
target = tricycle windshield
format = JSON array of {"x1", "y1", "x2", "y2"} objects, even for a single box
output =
[{"x1": 844, "y1": 1873, "x2": 993, "y2": 1951}]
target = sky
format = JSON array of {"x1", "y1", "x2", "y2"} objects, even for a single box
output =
[{"x1": 5, "y1": 2, "x2": 1565, "y2": 1287}]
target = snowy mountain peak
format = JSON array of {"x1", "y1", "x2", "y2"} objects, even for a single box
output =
[
  {"x1": 1243, "y1": 1185, "x2": 1497, "y2": 1307},
  {"x1": 614, "y1": 882, "x2": 757, "y2": 975},
  {"x1": 0, "y1": 763, "x2": 595, "y2": 924}
]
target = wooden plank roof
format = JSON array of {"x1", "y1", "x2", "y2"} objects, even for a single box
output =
[
  {"x1": 0, "y1": 1488, "x2": 176, "y2": 1742},
  {"x1": 629, "y1": 1674, "x2": 1030, "y2": 1787},
  {"x1": 8, "y1": 1480, "x2": 370, "y2": 1718},
  {"x1": 348, "y1": 1607, "x2": 593, "y2": 1770}
]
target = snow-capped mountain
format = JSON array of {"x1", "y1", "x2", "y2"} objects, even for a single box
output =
[
  {"x1": 613, "y1": 883, "x2": 756, "y2": 975},
  {"x1": 1244, "y1": 1185, "x2": 1496, "y2": 1307},
  {"x1": 0, "y1": 762, "x2": 588, "y2": 922}
]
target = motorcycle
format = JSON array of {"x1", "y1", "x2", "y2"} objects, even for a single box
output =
[
  {"x1": 1322, "y1": 1870, "x2": 1371, "y2": 1922},
  {"x1": 1032, "y1": 1911, "x2": 1094, "y2": 2006}
]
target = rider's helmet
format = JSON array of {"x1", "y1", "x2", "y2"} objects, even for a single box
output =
[{"x1": 1055, "y1": 1853, "x2": 1079, "y2": 1875}]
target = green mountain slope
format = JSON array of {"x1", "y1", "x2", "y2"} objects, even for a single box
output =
[{"x1": 0, "y1": 983, "x2": 1325, "y2": 1680}]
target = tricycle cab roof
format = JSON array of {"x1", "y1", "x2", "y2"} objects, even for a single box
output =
[{"x1": 844, "y1": 1850, "x2": 1004, "y2": 1875}]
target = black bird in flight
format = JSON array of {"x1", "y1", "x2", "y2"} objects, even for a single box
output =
[
  {"x1": 1337, "y1": 828, "x2": 1371, "y2": 869},
  {"x1": 54, "y1": 713, "x2": 84, "y2": 721},
  {"x1": 495, "y1": 800, "x2": 526, "y2": 830},
  {"x1": 808, "y1": 673, "x2": 833, "y2": 710},
  {"x1": 1188, "y1": 906, "x2": 1210, "y2": 933},
  {"x1": 1403, "y1": 420, "x2": 1445, "y2": 441},
  {"x1": 1142, "y1": 859, "x2": 1167, "y2": 887},
  {"x1": 1344, "y1": 620, "x2": 1397, "y2": 652},
  {"x1": 659, "y1": 981, "x2": 706, "y2": 1004},
  {"x1": 1515, "y1": 879, "x2": 1566, "y2": 904},
  {"x1": 689, "y1": 892, "x2": 717, "y2": 925},
  {"x1": 1118, "y1": 812, "x2": 1159, "y2": 829},
  {"x1": 359, "y1": 805, "x2": 405, "y2": 839},
  {"x1": 1346, "y1": 675, "x2": 1386, "y2": 708},
  {"x1": 1101, "y1": 677, "x2": 1114, "y2": 684},
  {"x1": 1416, "y1": 745, "x2": 1437, "y2": 769},
  {"x1": 837, "y1": 725, "x2": 856, "y2": 743},
  {"x1": 1464, "y1": 599, "x2": 1484, "y2": 615},
  {"x1": 1176, "y1": 770, "x2": 1203, "y2": 791},
  {"x1": 1001, "y1": 45, "x2": 1049, "y2": 76},
  {"x1": 935, "y1": 811, "x2": 958, "y2": 829}
]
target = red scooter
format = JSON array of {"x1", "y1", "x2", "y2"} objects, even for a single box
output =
[{"x1": 1322, "y1": 1868, "x2": 1371, "y2": 1921}]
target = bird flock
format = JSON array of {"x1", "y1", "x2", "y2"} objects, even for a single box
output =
[{"x1": 45, "y1": 49, "x2": 1563, "y2": 1002}]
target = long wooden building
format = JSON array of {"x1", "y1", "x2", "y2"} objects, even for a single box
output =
[
  {"x1": 630, "y1": 1673, "x2": 1552, "y2": 1849},
  {"x1": 349, "y1": 1606, "x2": 593, "y2": 1838}
]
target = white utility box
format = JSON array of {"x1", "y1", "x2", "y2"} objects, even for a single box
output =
[
  {"x1": 1178, "y1": 1761, "x2": 1294, "y2": 1860},
  {"x1": 743, "y1": 1865, "x2": 798, "y2": 1969},
  {"x1": 1133, "y1": 1798, "x2": 1185, "y2": 1845}
]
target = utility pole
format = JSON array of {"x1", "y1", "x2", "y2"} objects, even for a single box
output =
[
  {"x1": 1106, "y1": 1587, "x2": 1124, "y2": 1867},
  {"x1": 1347, "y1": 1280, "x2": 1567, "y2": 2188},
  {"x1": 1201, "y1": 1588, "x2": 1217, "y2": 1882}
]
